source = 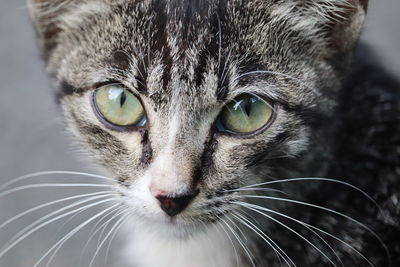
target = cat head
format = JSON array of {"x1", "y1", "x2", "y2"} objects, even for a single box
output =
[{"x1": 28, "y1": 0, "x2": 368, "y2": 237}]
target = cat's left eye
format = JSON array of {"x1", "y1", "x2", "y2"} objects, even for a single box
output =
[
  {"x1": 216, "y1": 94, "x2": 275, "y2": 136},
  {"x1": 92, "y1": 84, "x2": 147, "y2": 129}
]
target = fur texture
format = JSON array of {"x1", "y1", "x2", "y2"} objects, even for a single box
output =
[{"x1": 28, "y1": 0, "x2": 399, "y2": 266}]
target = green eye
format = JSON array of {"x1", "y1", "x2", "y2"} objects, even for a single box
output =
[
  {"x1": 93, "y1": 84, "x2": 146, "y2": 127},
  {"x1": 218, "y1": 94, "x2": 274, "y2": 135}
]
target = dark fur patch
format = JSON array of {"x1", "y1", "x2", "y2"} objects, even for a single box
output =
[
  {"x1": 108, "y1": 50, "x2": 132, "y2": 71},
  {"x1": 56, "y1": 80, "x2": 83, "y2": 103},
  {"x1": 139, "y1": 128, "x2": 153, "y2": 165}
]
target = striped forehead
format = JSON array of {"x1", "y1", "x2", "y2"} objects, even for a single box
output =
[
  {"x1": 56, "y1": 0, "x2": 327, "y2": 105},
  {"x1": 99, "y1": 1, "x2": 231, "y2": 106}
]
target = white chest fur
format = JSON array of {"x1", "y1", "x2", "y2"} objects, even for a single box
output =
[{"x1": 121, "y1": 221, "x2": 239, "y2": 267}]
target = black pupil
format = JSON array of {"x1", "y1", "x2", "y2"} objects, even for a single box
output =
[
  {"x1": 243, "y1": 99, "x2": 252, "y2": 117},
  {"x1": 120, "y1": 91, "x2": 127, "y2": 107}
]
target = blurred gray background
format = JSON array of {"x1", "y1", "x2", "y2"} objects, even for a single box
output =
[{"x1": 0, "y1": 0, "x2": 399, "y2": 266}]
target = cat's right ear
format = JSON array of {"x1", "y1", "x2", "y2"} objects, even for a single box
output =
[{"x1": 27, "y1": 0, "x2": 73, "y2": 60}]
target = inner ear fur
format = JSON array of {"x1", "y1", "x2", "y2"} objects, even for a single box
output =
[{"x1": 325, "y1": 0, "x2": 369, "y2": 57}]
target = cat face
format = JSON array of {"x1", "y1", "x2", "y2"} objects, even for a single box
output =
[{"x1": 29, "y1": 0, "x2": 367, "y2": 237}]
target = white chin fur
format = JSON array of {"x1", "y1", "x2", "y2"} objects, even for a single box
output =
[{"x1": 120, "y1": 216, "x2": 237, "y2": 267}]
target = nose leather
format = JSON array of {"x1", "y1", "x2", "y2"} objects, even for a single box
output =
[{"x1": 156, "y1": 190, "x2": 199, "y2": 217}]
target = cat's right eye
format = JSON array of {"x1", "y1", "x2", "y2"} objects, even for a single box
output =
[{"x1": 92, "y1": 84, "x2": 147, "y2": 129}]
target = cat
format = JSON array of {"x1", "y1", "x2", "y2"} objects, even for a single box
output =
[{"x1": 10, "y1": 0, "x2": 399, "y2": 266}]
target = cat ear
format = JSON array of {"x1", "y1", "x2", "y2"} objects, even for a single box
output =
[
  {"x1": 321, "y1": 0, "x2": 369, "y2": 56},
  {"x1": 27, "y1": 0, "x2": 74, "y2": 59}
]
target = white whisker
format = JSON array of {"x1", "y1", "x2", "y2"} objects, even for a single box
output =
[
  {"x1": 0, "y1": 171, "x2": 116, "y2": 191},
  {"x1": 239, "y1": 209, "x2": 264, "y2": 230},
  {"x1": 95, "y1": 208, "x2": 127, "y2": 249},
  {"x1": 225, "y1": 215, "x2": 248, "y2": 242},
  {"x1": 240, "y1": 194, "x2": 388, "y2": 254},
  {"x1": 80, "y1": 206, "x2": 126, "y2": 262},
  {"x1": 220, "y1": 216, "x2": 256, "y2": 267},
  {"x1": 240, "y1": 202, "x2": 373, "y2": 267},
  {"x1": 7, "y1": 194, "x2": 114, "y2": 245},
  {"x1": 236, "y1": 201, "x2": 337, "y2": 267},
  {"x1": 241, "y1": 177, "x2": 381, "y2": 211},
  {"x1": 104, "y1": 211, "x2": 130, "y2": 267},
  {"x1": 36, "y1": 203, "x2": 121, "y2": 267},
  {"x1": 0, "y1": 195, "x2": 116, "y2": 258},
  {"x1": 224, "y1": 187, "x2": 288, "y2": 195},
  {"x1": 0, "y1": 197, "x2": 117, "y2": 259},
  {"x1": 0, "y1": 183, "x2": 112, "y2": 198},
  {"x1": 215, "y1": 216, "x2": 240, "y2": 267},
  {"x1": 89, "y1": 213, "x2": 129, "y2": 267},
  {"x1": 232, "y1": 211, "x2": 295, "y2": 267},
  {"x1": 0, "y1": 191, "x2": 111, "y2": 232}
]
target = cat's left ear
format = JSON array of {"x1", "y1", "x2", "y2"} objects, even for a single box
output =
[
  {"x1": 27, "y1": 0, "x2": 74, "y2": 59},
  {"x1": 322, "y1": 0, "x2": 369, "y2": 57}
]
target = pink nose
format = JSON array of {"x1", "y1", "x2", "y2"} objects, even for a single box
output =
[{"x1": 155, "y1": 190, "x2": 199, "y2": 217}]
